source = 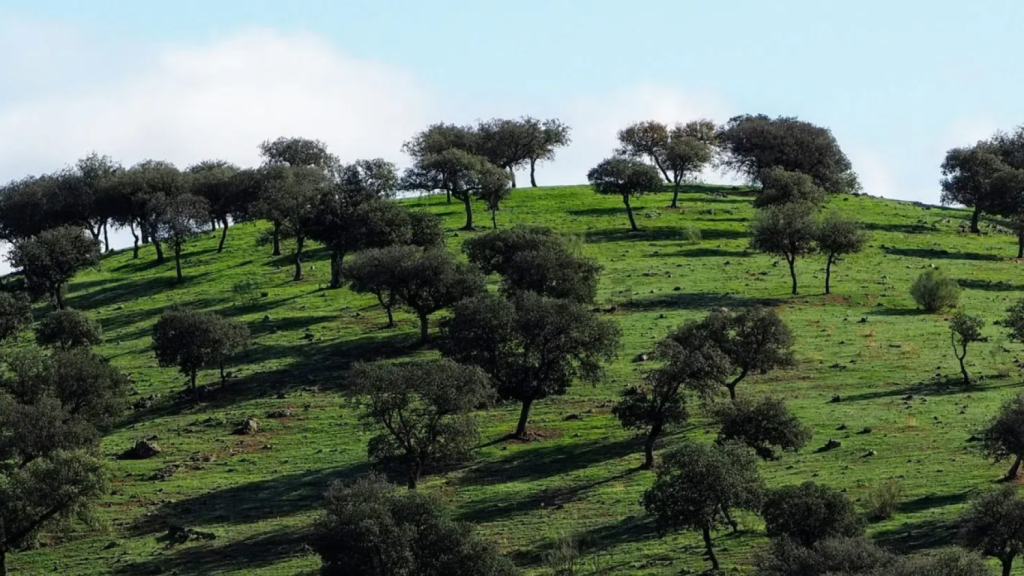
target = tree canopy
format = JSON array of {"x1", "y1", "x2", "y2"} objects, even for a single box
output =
[
  {"x1": 750, "y1": 200, "x2": 819, "y2": 295},
  {"x1": 587, "y1": 157, "x2": 664, "y2": 231},
  {"x1": 9, "y1": 226, "x2": 100, "y2": 309}
]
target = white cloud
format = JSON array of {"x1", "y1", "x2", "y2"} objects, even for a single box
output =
[{"x1": 848, "y1": 147, "x2": 901, "y2": 200}]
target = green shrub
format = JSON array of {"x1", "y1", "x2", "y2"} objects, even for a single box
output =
[
  {"x1": 910, "y1": 269, "x2": 960, "y2": 312},
  {"x1": 232, "y1": 279, "x2": 261, "y2": 306},
  {"x1": 864, "y1": 479, "x2": 902, "y2": 521},
  {"x1": 681, "y1": 225, "x2": 702, "y2": 243}
]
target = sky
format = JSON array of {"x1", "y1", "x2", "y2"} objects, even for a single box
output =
[{"x1": 1, "y1": 0, "x2": 1022, "y2": 269}]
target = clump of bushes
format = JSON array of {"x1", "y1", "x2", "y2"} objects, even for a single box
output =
[
  {"x1": 864, "y1": 479, "x2": 902, "y2": 521},
  {"x1": 910, "y1": 269, "x2": 960, "y2": 312}
]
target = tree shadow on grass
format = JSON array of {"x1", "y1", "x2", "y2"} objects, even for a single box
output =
[
  {"x1": 898, "y1": 491, "x2": 972, "y2": 514},
  {"x1": 863, "y1": 222, "x2": 936, "y2": 235},
  {"x1": 958, "y1": 279, "x2": 1024, "y2": 292},
  {"x1": 568, "y1": 207, "x2": 635, "y2": 218},
  {"x1": 868, "y1": 308, "x2": 930, "y2": 317},
  {"x1": 585, "y1": 227, "x2": 744, "y2": 244},
  {"x1": 111, "y1": 526, "x2": 313, "y2": 576},
  {"x1": 882, "y1": 247, "x2": 1003, "y2": 261},
  {"x1": 836, "y1": 377, "x2": 1018, "y2": 403},
  {"x1": 621, "y1": 292, "x2": 782, "y2": 312},
  {"x1": 511, "y1": 514, "x2": 659, "y2": 567},
  {"x1": 873, "y1": 517, "x2": 959, "y2": 553},
  {"x1": 653, "y1": 248, "x2": 752, "y2": 258},
  {"x1": 458, "y1": 436, "x2": 641, "y2": 487},
  {"x1": 66, "y1": 276, "x2": 181, "y2": 311}
]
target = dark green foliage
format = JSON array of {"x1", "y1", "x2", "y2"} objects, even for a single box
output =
[
  {"x1": 754, "y1": 536, "x2": 894, "y2": 576},
  {"x1": 477, "y1": 117, "x2": 539, "y2": 188},
  {"x1": 982, "y1": 394, "x2": 1024, "y2": 480},
  {"x1": 387, "y1": 248, "x2": 486, "y2": 343},
  {"x1": 949, "y1": 311, "x2": 984, "y2": 385},
  {"x1": 958, "y1": 486, "x2": 1024, "y2": 576},
  {"x1": 402, "y1": 123, "x2": 480, "y2": 159},
  {"x1": 614, "y1": 326, "x2": 730, "y2": 468},
  {"x1": 988, "y1": 168, "x2": 1024, "y2": 257},
  {"x1": 255, "y1": 165, "x2": 329, "y2": 278},
  {"x1": 463, "y1": 226, "x2": 600, "y2": 303},
  {"x1": 333, "y1": 158, "x2": 400, "y2": 200},
  {"x1": 35, "y1": 309, "x2": 102, "y2": 350},
  {"x1": 442, "y1": 292, "x2": 620, "y2": 438},
  {"x1": 910, "y1": 269, "x2": 961, "y2": 313},
  {"x1": 713, "y1": 396, "x2": 812, "y2": 460},
  {"x1": 155, "y1": 193, "x2": 210, "y2": 281},
  {"x1": 587, "y1": 157, "x2": 664, "y2": 231},
  {"x1": 407, "y1": 210, "x2": 446, "y2": 249},
  {"x1": 885, "y1": 548, "x2": 992, "y2": 576},
  {"x1": 259, "y1": 137, "x2": 337, "y2": 170},
  {"x1": 9, "y1": 225, "x2": 100, "y2": 308},
  {"x1": 761, "y1": 482, "x2": 864, "y2": 547},
  {"x1": 403, "y1": 149, "x2": 510, "y2": 230},
  {"x1": 755, "y1": 168, "x2": 828, "y2": 208},
  {"x1": 311, "y1": 474, "x2": 519, "y2": 576},
  {"x1": 344, "y1": 245, "x2": 416, "y2": 328},
  {"x1": 814, "y1": 211, "x2": 867, "y2": 294},
  {"x1": 151, "y1": 309, "x2": 250, "y2": 401},
  {"x1": 616, "y1": 121, "x2": 671, "y2": 181},
  {"x1": 750, "y1": 201, "x2": 819, "y2": 295},
  {"x1": 717, "y1": 114, "x2": 859, "y2": 193},
  {"x1": 863, "y1": 479, "x2": 903, "y2": 522},
  {"x1": 350, "y1": 359, "x2": 492, "y2": 489},
  {"x1": 526, "y1": 118, "x2": 571, "y2": 187},
  {"x1": 0, "y1": 293, "x2": 31, "y2": 342},
  {"x1": 186, "y1": 160, "x2": 241, "y2": 252},
  {"x1": 0, "y1": 175, "x2": 55, "y2": 242},
  {"x1": 941, "y1": 142, "x2": 1007, "y2": 233},
  {"x1": 1002, "y1": 296, "x2": 1024, "y2": 344},
  {"x1": 668, "y1": 307, "x2": 795, "y2": 400},
  {"x1": 642, "y1": 442, "x2": 764, "y2": 571},
  {"x1": 664, "y1": 121, "x2": 717, "y2": 208},
  {"x1": 117, "y1": 160, "x2": 186, "y2": 263}
]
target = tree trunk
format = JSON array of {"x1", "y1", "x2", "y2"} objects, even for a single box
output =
[
  {"x1": 653, "y1": 159, "x2": 670, "y2": 183},
  {"x1": 491, "y1": 209, "x2": 498, "y2": 230},
  {"x1": 103, "y1": 221, "x2": 110, "y2": 252},
  {"x1": 174, "y1": 244, "x2": 183, "y2": 282},
  {"x1": 272, "y1": 221, "x2": 281, "y2": 256},
  {"x1": 1017, "y1": 230, "x2": 1023, "y2": 259},
  {"x1": 377, "y1": 294, "x2": 395, "y2": 328},
  {"x1": 329, "y1": 251, "x2": 344, "y2": 289},
  {"x1": 670, "y1": 182, "x2": 680, "y2": 208},
  {"x1": 530, "y1": 158, "x2": 538, "y2": 187},
  {"x1": 643, "y1": 422, "x2": 663, "y2": 469},
  {"x1": 54, "y1": 287, "x2": 65, "y2": 310},
  {"x1": 787, "y1": 255, "x2": 798, "y2": 295},
  {"x1": 220, "y1": 362, "x2": 227, "y2": 386},
  {"x1": 153, "y1": 238, "x2": 164, "y2": 264},
  {"x1": 406, "y1": 459, "x2": 421, "y2": 490},
  {"x1": 130, "y1": 223, "x2": 140, "y2": 259},
  {"x1": 217, "y1": 218, "x2": 229, "y2": 253},
  {"x1": 623, "y1": 195, "x2": 638, "y2": 231},
  {"x1": 702, "y1": 526, "x2": 720, "y2": 571},
  {"x1": 418, "y1": 312, "x2": 430, "y2": 344},
  {"x1": 724, "y1": 509, "x2": 739, "y2": 533},
  {"x1": 293, "y1": 236, "x2": 305, "y2": 281},
  {"x1": 0, "y1": 548, "x2": 6, "y2": 576},
  {"x1": 508, "y1": 166, "x2": 516, "y2": 188},
  {"x1": 825, "y1": 254, "x2": 834, "y2": 294},
  {"x1": 971, "y1": 206, "x2": 981, "y2": 234},
  {"x1": 461, "y1": 194, "x2": 474, "y2": 230},
  {"x1": 515, "y1": 398, "x2": 534, "y2": 439},
  {"x1": 727, "y1": 382, "x2": 738, "y2": 401},
  {"x1": 1009, "y1": 455, "x2": 1022, "y2": 480},
  {"x1": 446, "y1": 189, "x2": 451, "y2": 203},
  {"x1": 1002, "y1": 556, "x2": 1013, "y2": 576},
  {"x1": 190, "y1": 371, "x2": 199, "y2": 403}
]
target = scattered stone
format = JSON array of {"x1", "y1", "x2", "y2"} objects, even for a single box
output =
[
  {"x1": 858, "y1": 427, "x2": 873, "y2": 435},
  {"x1": 233, "y1": 418, "x2": 259, "y2": 435},
  {"x1": 120, "y1": 439, "x2": 161, "y2": 460},
  {"x1": 262, "y1": 315, "x2": 271, "y2": 323},
  {"x1": 275, "y1": 391, "x2": 287, "y2": 400},
  {"x1": 862, "y1": 450, "x2": 877, "y2": 458},
  {"x1": 836, "y1": 423, "x2": 848, "y2": 431},
  {"x1": 267, "y1": 408, "x2": 295, "y2": 418},
  {"x1": 967, "y1": 434, "x2": 982, "y2": 443},
  {"x1": 632, "y1": 353, "x2": 649, "y2": 363},
  {"x1": 902, "y1": 394, "x2": 914, "y2": 401},
  {"x1": 150, "y1": 464, "x2": 179, "y2": 481},
  {"x1": 829, "y1": 395, "x2": 842, "y2": 403},
  {"x1": 102, "y1": 541, "x2": 119, "y2": 550},
  {"x1": 820, "y1": 438, "x2": 842, "y2": 452},
  {"x1": 563, "y1": 413, "x2": 581, "y2": 421},
  {"x1": 164, "y1": 525, "x2": 217, "y2": 545}
]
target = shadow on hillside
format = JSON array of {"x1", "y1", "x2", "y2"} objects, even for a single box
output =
[
  {"x1": 511, "y1": 514, "x2": 660, "y2": 568},
  {"x1": 863, "y1": 222, "x2": 935, "y2": 235},
  {"x1": 874, "y1": 517, "x2": 959, "y2": 553},
  {"x1": 112, "y1": 526, "x2": 312, "y2": 576},
  {"x1": 836, "y1": 377, "x2": 1018, "y2": 403},
  {"x1": 882, "y1": 247, "x2": 1002, "y2": 261},
  {"x1": 568, "y1": 207, "x2": 637, "y2": 218},
  {"x1": 898, "y1": 491, "x2": 972, "y2": 514},
  {"x1": 959, "y1": 279, "x2": 1024, "y2": 292},
  {"x1": 585, "y1": 227, "x2": 743, "y2": 244},
  {"x1": 66, "y1": 276, "x2": 181, "y2": 311},
  {"x1": 868, "y1": 308, "x2": 929, "y2": 317},
  {"x1": 458, "y1": 467, "x2": 639, "y2": 525},
  {"x1": 129, "y1": 465, "x2": 370, "y2": 535},
  {"x1": 657, "y1": 248, "x2": 752, "y2": 258},
  {"x1": 621, "y1": 292, "x2": 781, "y2": 311},
  {"x1": 459, "y1": 436, "x2": 640, "y2": 487}
]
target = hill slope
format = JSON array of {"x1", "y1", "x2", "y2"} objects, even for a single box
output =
[{"x1": 12, "y1": 184, "x2": 1024, "y2": 575}]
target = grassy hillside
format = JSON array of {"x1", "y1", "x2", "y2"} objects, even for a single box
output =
[{"x1": 11, "y1": 184, "x2": 1024, "y2": 575}]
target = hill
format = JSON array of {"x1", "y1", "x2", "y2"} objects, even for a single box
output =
[{"x1": 10, "y1": 184, "x2": 1024, "y2": 575}]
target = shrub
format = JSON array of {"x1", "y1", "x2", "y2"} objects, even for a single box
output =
[
  {"x1": 761, "y1": 482, "x2": 864, "y2": 547},
  {"x1": 864, "y1": 479, "x2": 902, "y2": 521},
  {"x1": 910, "y1": 269, "x2": 960, "y2": 313},
  {"x1": 35, "y1": 308, "x2": 102, "y2": 350},
  {"x1": 680, "y1": 225, "x2": 702, "y2": 243},
  {"x1": 232, "y1": 279, "x2": 261, "y2": 306}
]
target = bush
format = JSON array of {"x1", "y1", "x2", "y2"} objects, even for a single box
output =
[
  {"x1": 761, "y1": 482, "x2": 864, "y2": 546},
  {"x1": 680, "y1": 225, "x2": 702, "y2": 243},
  {"x1": 232, "y1": 279, "x2": 261, "y2": 306},
  {"x1": 864, "y1": 479, "x2": 903, "y2": 521},
  {"x1": 910, "y1": 269, "x2": 960, "y2": 313},
  {"x1": 35, "y1": 308, "x2": 102, "y2": 350}
]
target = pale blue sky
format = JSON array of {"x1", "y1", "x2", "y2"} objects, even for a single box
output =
[{"x1": 1, "y1": 0, "x2": 1022, "y2": 204}]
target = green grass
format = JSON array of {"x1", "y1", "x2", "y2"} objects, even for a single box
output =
[{"x1": 11, "y1": 184, "x2": 1024, "y2": 575}]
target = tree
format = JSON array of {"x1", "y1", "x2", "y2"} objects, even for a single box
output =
[
  {"x1": 464, "y1": 226, "x2": 600, "y2": 303},
  {"x1": 389, "y1": 248, "x2": 485, "y2": 343},
  {"x1": 761, "y1": 482, "x2": 864, "y2": 547},
  {"x1": 402, "y1": 123, "x2": 481, "y2": 202},
  {"x1": 311, "y1": 474, "x2": 519, "y2": 576},
  {"x1": 669, "y1": 308, "x2": 794, "y2": 401},
  {"x1": 755, "y1": 167, "x2": 828, "y2": 208},
  {"x1": 8, "y1": 226, "x2": 100, "y2": 309},
  {"x1": 987, "y1": 167, "x2": 1024, "y2": 257},
  {"x1": 152, "y1": 309, "x2": 249, "y2": 402},
  {"x1": 344, "y1": 245, "x2": 415, "y2": 328},
  {"x1": 613, "y1": 331, "x2": 730, "y2": 468},
  {"x1": 717, "y1": 114, "x2": 859, "y2": 194},
  {"x1": 587, "y1": 157, "x2": 664, "y2": 231},
  {"x1": 814, "y1": 211, "x2": 866, "y2": 294},
  {"x1": 754, "y1": 537, "x2": 895, "y2": 576},
  {"x1": 616, "y1": 121, "x2": 671, "y2": 181},
  {"x1": 526, "y1": 118, "x2": 571, "y2": 187},
  {"x1": 53, "y1": 154, "x2": 123, "y2": 250},
  {"x1": 350, "y1": 359, "x2": 491, "y2": 489},
  {"x1": 949, "y1": 311, "x2": 984, "y2": 386},
  {"x1": 0, "y1": 293, "x2": 31, "y2": 342},
  {"x1": 642, "y1": 442, "x2": 764, "y2": 571},
  {"x1": 477, "y1": 117, "x2": 537, "y2": 188},
  {"x1": 259, "y1": 136, "x2": 337, "y2": 170},
  {"x1": 117, "y1": 160, "x2": 185, "y2": 262},
  {"x1": 713, "y1": 396, "x2": 812, "y2": 460},
  {"x1": 442, "y1": 292, "x2": 620, "y2": 439},
  {"x1": 959, "y1": 486, "x2": 1024, "y2": 576},
  {"x1": 255, "y1": 165, "x2": 328, "y2": 278},
  {"x1": 187, "y1": 160, "x2": 242, "y2": 252},
  {"x1": 155, "y1": 194, "x2": 210, "y2": 282},
  {"x1": 750, "y1": 201, "x2": 818, "y2": 295},
  {"x1": 35, "y1": 309, "x2": 102, "y2": 350},
  {"x1": 663, "y1": 121, "x2": 717, "y2": 208},
  {"x1": 983, "y1": 394, "x2": 1024, "y2": 479},
  {"x1": 0, "y1": 175, "x2": 53, "y2": 243},
  {"x1": 403, "y1": 149, "x2": 510, "y2": 230},
  {"x1": 1004, "y1": 297, "x2": 1024, "y2": 347},
  {"x1": 941, "y1": 142, "x2": 1008, "y2": 233},
  {"x1": 0, "y1": 450, "x2": 109, "y2": 576}
]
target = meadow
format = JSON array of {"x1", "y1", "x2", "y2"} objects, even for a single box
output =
[{"x1": 11, "y1": 184, "x2": 1024, "y2": 575}]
